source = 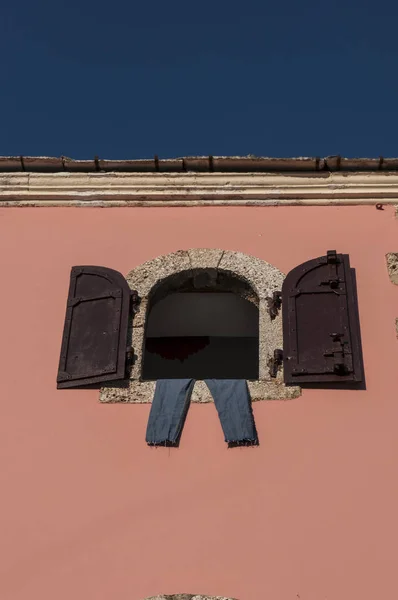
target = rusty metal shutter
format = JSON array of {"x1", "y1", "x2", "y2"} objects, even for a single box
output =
[
  {"x1": 57, "y1": 266, "x2": 131, "y2": 388},
  {"x1": 282, "y1": 250, "x2": 364, "y2": 385}
]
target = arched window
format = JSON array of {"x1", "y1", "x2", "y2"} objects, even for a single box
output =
[
  {"x1": 97, "y1": 248, "x2": 300, "y2": 403},
  {"x1": 142, "y1": 269, "x2": 259, "y2": 380}
]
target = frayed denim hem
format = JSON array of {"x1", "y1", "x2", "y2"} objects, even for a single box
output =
[
  {"x1": 146, "y1": 440, "x2": 179, "y2": 447},
  {"x1": 227, "y1": 438, "x2": 259, "y2": 448}
]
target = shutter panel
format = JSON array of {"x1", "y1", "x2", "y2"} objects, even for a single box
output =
[
  {"x1": 282, "y1": 250, "x2": 364, "y2": 385},
  {"x1": 57, "y1": 266, "x2": 131, "y2": 388}
]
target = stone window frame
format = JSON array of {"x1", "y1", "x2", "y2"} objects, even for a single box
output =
[{"x1": 100, "y1": 248, "x2": 301, "y2": 404}]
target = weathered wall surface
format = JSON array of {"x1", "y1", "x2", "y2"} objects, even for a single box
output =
[{"x1": 1, "y1": 205, "x2": 398, "y2": 600}]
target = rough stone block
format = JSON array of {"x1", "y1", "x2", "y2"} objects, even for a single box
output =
[
  {"x1": 188, "y1": 248, "x2": 224, "y2": 270},
  {"x1": 386, "y1": 253, "x2": 398, "y2": 285},
  {"x1": 218, "y1": 250, "x2": 284, "y2": 300},
  {"x1": 126, "y1": 250, "x2": 192, "y2": 297}
]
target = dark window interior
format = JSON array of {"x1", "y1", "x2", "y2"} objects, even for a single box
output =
[{"x1": 142, "y1": 291, "x2": 259, "y2": 380}]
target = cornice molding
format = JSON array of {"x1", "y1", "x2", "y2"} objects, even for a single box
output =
[{"x1": 1, "y1": 171, "x2": 398, "y2": 206}]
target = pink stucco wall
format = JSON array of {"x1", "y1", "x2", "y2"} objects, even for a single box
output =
[{"x1": 1, "y1": 205, "x2": 398, "y2": 600}]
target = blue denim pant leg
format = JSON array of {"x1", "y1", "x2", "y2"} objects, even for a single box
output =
[
  {"x1": 205, "y1": 379, "x2": 258, "y2": 446},
  {"x1": 146, "y1": 379, "x2": 195, "y2": 446}
]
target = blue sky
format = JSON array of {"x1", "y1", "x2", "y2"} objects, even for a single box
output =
[{"x1": 1, "y1": 0, "x2": 398, "y2": 159}]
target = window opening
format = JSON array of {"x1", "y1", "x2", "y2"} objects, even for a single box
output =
[{"x1": 143, "y1": 289, "x2": 259, "y2": 380}]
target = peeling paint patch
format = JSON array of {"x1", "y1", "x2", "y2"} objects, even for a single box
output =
[{"x1": 386, "y1": 253, "x2": 398, "y2": 284}]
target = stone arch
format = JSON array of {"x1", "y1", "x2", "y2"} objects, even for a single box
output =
[{"x1": 99, "y1": 249, "x2": 301, "y2": 403}]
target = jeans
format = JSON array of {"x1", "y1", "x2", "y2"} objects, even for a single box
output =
[{"x1": 146, "y1": 379, "x2": 258, "y2": 447}]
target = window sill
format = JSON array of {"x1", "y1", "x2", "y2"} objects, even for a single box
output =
[{"x1": 99, "y1": 378, "x2": 301, "y2": 404}]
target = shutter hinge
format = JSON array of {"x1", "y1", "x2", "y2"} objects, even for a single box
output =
[
  {"x1": 323, "y1": 333, "x2": 353, "y2": 375},
  {"x1": 269, "y1": 349, "x2": 283, "y2": 378},
  {"x1": 267, "y1": 291, "x2": 282, "y2": 320},
  {"x1": 125, "y1": 345, "x2": 135, "y2": 375},
  {"x1": 327, "y1": 250, "x2": 338, "y2": 264},
  {"x1": 130, "y1": 289, "x2": 141, "y2": 314},
  {"x1": 320, "y1": 277, "x2": 341, "y2": 288},
  {"x1": 322, "y1": 250, "x2": 340, "y2": 286}
]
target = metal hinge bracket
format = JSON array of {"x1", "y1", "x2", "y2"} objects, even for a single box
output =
[
  {"x1": 323, "y1": 333, "x2": 353, "y2": 374},
  {"x1": 125, "y1": 345, "x2": 135, "y2": 376},
  {"x1": 130, "y1": 289, "x2": 141, "y2": 314},
  {"x1": 267, "y1": 291, "x2": 282, "y2": 320},
  {"x1": 327, "y1": 250, "x2": 338, "y2": 264},
  {"x1": 269, "y1": 349, "x2": 283, "y2": 378}
]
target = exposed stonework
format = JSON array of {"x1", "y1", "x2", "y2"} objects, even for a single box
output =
[
  {"x1": 99, "y1": 248, "x2": 301, "y2": 403},
  {"x1": 143, "y1": 595, "x2": 238, "y2": 600},
  {"x1": 127, "y1": 250, "x2": 192, "y2": 298},
  {"x1": 130, "y1": 325, "x2": 146, "y2": 380},
  {"x1": 100, "y1": 378, "x2": 301, "y2": 403},
  {"x1": 218, "y1": 250, "x2": 284, "y2": 300},
  {"x1": 386, "y1": 253, "x2": 398, "y2": 285},
  {"x1": 188, "y1": 248, "x2": 224, "y2": 271},
  {"x1": 131, "y1": 297, "x2": 148, "y2": 328},
  {"x1": 385, "y1": 256, "x2": 398, "y2": 346}
]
